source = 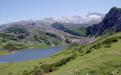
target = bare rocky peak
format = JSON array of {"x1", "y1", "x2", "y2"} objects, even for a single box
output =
[{"x1": 86, "y1": 7, "x2": 121, "y2": 35}]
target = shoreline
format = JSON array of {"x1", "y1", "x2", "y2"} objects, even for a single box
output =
[{"x1": 0, "y1": 45, "x2": 65, "y2": 63}]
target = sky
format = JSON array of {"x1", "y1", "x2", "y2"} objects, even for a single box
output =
[{"x1": 0, "y1": 0, "x2": 121, "y2": 24}]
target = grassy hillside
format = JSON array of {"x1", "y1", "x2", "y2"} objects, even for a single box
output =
[
  {"x1": 0, "y1": 25, "x2": 64, "y2": 54},
  {"x1": 51, "y1": 22, "x2": 86, "y2": 36},
  {"x1": 69, "y1": 27, "x2": 86, "y2": 36},
  {"x1": 0, "y1": 32, "x2": 121, "y2": 75}
]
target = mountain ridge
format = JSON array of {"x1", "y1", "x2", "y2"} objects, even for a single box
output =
[{"x1": 86, "y1": 7, "x2": 121, "y2": 36}]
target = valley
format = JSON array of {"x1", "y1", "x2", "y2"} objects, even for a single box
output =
[
  {"x1": 0, "y1": 12, "x2": 101, "y2": 55},
  {"x1": 1, "y1": 25, "x2": 121, "y2": 75},
  {"x1": 0, "y1": 4, "x2": 121, "y2": 75}
]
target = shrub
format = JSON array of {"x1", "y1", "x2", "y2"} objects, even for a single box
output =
[
  {"x1": 33, "y1": 66, "x2": 44, "y2": 75},
  {"x1": 40, "y1": 55, "x2": 75, "y2": 73},
  {"x1": 6, "y1": 26, "x2": 27, "y2": 34},
  {"x1": 3, "y1": 41, "x2": 27, "y2": 51},
  {"x1": 92, "y1": 43, "x2": 101, "y2": 49},
  {"x1": 40, "y1": 64, "x2": 55, "y2": 73},
  {"x1": 23, "y1": 66, "x2": 44, "y2": 75},
  {"x1": 23, "y1": 55, "x2": 76, "y2": 75},
  {"x1": 86, "y1": 50, "x2": 92, "y2": 54},
  {"x1": 104, "y1": 44, "x2": 111, "y2": 48},
  {"x1": 55, "y1": 55, "x2": 75, "y2": 67},
  {"x1": 103, "y1": 37, "x2": 118, "y2": 45}
]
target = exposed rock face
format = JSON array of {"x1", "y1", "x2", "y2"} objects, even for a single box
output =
[{"x1": 86, "y1": 7, "x2": 121, "y2": 35}]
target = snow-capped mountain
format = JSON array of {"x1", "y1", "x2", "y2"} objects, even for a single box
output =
[
  {"x1": 36, "y1": 12, "x2": 105, "y2": 25},
  {"x1": 0, "y1": 12, "x2": 105, "y2": 32}
]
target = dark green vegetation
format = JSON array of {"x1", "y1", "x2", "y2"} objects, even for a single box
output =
[
  {"x1": 0, "y1": 25, "x2": 63, "y2": 55},
  {"x1": 69, "y1": 27, "x2": 86, "y2": 36},
  {"x1": 23, "y1": 55, "x2": 76, "y2": 75},
  {"x1": 51, "y1": 22, "x2": 86, "y2": 36}
]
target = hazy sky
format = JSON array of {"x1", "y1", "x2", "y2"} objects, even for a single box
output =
[{"x1": 0, "y1": 0, "x2": 121, "y2": 24}]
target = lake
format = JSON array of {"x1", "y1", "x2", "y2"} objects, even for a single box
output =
[{"x1": 0, "y1": 46, "x2": 64, "y2": 63}]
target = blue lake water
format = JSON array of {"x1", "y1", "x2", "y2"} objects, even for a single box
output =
[{"x1": 0, "y1": 46, "x2": 64, "y2": 63}]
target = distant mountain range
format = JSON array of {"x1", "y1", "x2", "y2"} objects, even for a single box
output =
[
  {"x1": 1, "y1": 12, "x2": 104, "y2": 25},
  {"x1": 0, "y1": 13, "x2": 104, "y2": 37},
  {"x1": 0, "y1": 12, "x2": 105, "y2": 52},
  {"x1": 40, "y1": 13, "x2": 104, "y2": 24}
]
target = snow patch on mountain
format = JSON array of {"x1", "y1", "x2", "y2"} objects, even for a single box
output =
[{"x1": 38, "y1": 12, "x2": 105, "y2": 24}]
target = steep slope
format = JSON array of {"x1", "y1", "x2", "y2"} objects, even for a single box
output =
[
  {"x1": 28, "y1": 32, "x2": 121, "y2": 75},
  {"x1": 86, "y1": 7, "x2": 121, "y2": 36}
]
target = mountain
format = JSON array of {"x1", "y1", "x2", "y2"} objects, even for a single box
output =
[
  {"x1": 0, "y1": 13, "x2": 104, "y2": 36},
  {"x1": 0, "y1": 13, "x2": 104, "y2": 28},
  {"x1": 1, "y1": 7, "x2": 121, "y2": 75},
  {"x1": 38, "y1": 13, "x2": 104, "y2": 24},
  {"x1": 0, "y1": 25, "x2": 63, "y2": 52},
  {"x1": 86, "y1": 13, "x2": 105, "y2": 25},
  {"x1": 86, "y1": 7, "x2": 121, "y2": 36},
  {"x1": 0, "y1": 13, "x2": 103, "y2": 53},
  {"x1": 0, "y1": 13, "x2": 103, "y2": 52},
  {"x1": 50, "y1": 13, "x2": 104, "y2": 36}
]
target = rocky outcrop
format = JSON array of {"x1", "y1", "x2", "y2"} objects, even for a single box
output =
[{"x1": 86, "y1": 7, "x2": 121, "y2": 35}]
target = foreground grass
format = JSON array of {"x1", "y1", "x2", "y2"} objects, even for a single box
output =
[
  {"x1": 48, "y1": 40, "x2": 121, "y2": 75},
  {"x1": 0, "y1": 49, "x2": 75, "y2": 75}
]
